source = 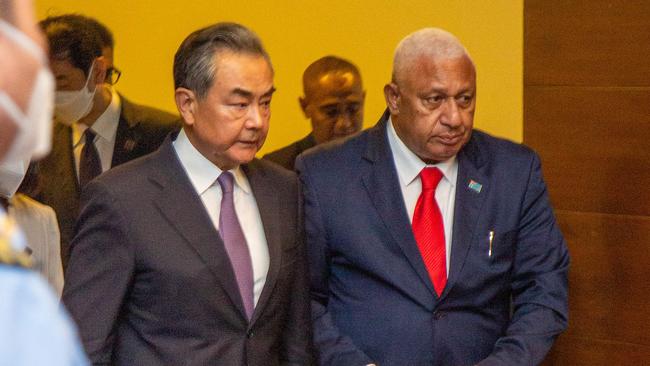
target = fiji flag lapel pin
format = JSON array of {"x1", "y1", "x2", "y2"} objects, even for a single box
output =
[{"x1": 468, "y1": 179, "x2": 482, "y2": 193}]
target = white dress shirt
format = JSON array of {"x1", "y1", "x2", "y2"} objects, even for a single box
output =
[
  {"x1": 72, "y1": 88, "x2": 121, "y2": 178},
  {"x1": 172, "y1": 129, "x2": 269, "y2": 306},
  {"x1": 386, "y1": 117, "x2": 458, "y2": 274}
]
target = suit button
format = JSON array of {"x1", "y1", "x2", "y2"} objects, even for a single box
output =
[
  {"x1": 433, "y1": 311, "x2": 446, "y2": 320},
  {"x1": 246, "y1": 329, "x2": 254, "y2": 338}
]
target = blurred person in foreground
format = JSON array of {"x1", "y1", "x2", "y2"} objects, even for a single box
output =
[{"x1": 0, "y1": 1, "x2": 87, "y2": 364}]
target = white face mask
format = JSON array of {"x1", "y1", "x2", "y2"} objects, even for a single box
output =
[
  {"x1": 0, "y1": 19, "x2": 55, "y2": 163},
  {"x1": 0, "y1": 154, "x2": 30, "y2": 198},
  {"x1": 54, "y1": 62, "x2": 97, "y2": 126}
]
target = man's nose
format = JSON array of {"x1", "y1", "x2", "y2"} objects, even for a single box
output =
[{"x1": 439, "y1": 98, "x2": 462, "y2": 127}]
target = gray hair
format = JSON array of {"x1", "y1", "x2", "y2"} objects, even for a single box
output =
[
  {"x1": 173, "y1": 22, "x2": 271, "y2": 100},
  {"x1": 392, "y1": 28, "x2": 473, "y2": 84}
]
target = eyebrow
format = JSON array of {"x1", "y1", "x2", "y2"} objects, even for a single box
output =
[{"x1": 230, "y1": 86, "x2": 276, "y2": 99}]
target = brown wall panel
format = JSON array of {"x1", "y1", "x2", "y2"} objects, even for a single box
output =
[
  {"x1": 555, "y1": 211, "x2": 650, "y2": 346},
  {"x1": 525, "y1": 1, "x2": 650, "y2": 364},
  {"x1": 543, "y1": 336, "x2": 650, "y2": 365},
  {"x1": 525, "y1": 1, "x2": 650, "y2": 86},
  {"x1": 524, "y1": 87, "x2": 650, "y2": 216}
]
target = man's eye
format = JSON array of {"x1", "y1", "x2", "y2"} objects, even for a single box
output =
[
  {"x1": 323, "y1": 108, "x2": 339, "y2": 119},
  {"x1": 457, "y1": 95, "x2": 473, "y2": 106},
  {"x1": 346, "y1": 104, "x2": 360, "y2": 115},
  {"x1": 425, "y1": 95, "x2": 444, "y2": 104}
]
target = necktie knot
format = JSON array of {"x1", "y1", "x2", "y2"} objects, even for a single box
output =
[
  {"x1": 217, "y1": 171, "x2": 234, "y2": 194},
  {"x1": 84, "y1": 128, "x2": 96, "y2": 143},
  {"x1": 420, "y1": 167, "x2": 443, "y2": 191}
]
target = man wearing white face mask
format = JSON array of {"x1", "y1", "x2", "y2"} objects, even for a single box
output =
[
  {"x1": 32, "y1": 15, "x2": 179, "y2": 269},
  {"x1": 0, "y1": 1, "x2": 89, "y2": 364}
]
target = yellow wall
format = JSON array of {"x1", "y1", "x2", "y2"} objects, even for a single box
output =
[{"x1": 36, "y1": 0, "x2": 523, "y2": 154}]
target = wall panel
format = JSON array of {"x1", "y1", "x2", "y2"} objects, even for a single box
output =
[
  {"x1": 526, "y1": 1, "x2": 650, "y2": 86},
  {"x1": 525, "y1": 1, "x2": 650, "y2": 364}
]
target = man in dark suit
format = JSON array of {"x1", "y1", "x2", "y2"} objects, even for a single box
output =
[
  {"x1": 296, "y1": 28, "x2": 569, "y2": 366},
  {"x1": 34, "y1": 15, "x2": 178, "y2": 268},
  {"x1": 264, "y1": 56, "x2": 364, "y2": 170},
  {"x1": 63, "y1": 22, "x2": 312, "y2": 365}
]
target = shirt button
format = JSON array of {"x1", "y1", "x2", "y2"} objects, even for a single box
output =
[
  {"x1": 433, "y1": 311, "x2": 446, "y2": 320},
  {"x1": 246, "y1": 329, "x2": 254, "y2": 338}
]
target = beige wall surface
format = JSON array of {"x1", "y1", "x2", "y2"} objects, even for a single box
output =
[{"x1": 36, "y1": 0, "x2": 523, "y2": 154}]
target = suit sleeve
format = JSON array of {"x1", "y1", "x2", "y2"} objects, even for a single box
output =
[
  {"x1": 295, "y1": 157, "x2": 374, "y2": 366},
  {"x1": 44, "y1": 204, "x2": 64, "y2": 297},
  {"x1": 280, "y1": 177, "x2": 315, "y2": 366},
  {"x1": 62, "y1": 180, "x2": 135, "y2": 365},
  {"x1": 477, "y1": 153, "x2": 570, "y2": 366}
]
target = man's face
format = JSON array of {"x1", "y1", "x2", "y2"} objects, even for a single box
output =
[
  {"x1": 386, "y1": 55, "x2": 476, "y2": 163},
  {"x1": 301, "y1": 70, "x2": 365, "y2": 144},
  {"x1": 183, "y1": 52, "x2": 274, "y2": 170},
  {"x1": 50, "y1": 59, "x2": 91, "y2": 92}
]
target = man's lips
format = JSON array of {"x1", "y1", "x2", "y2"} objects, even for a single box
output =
[{"x1": 437, "y1": 134, "x2": 463, "y2": 145}]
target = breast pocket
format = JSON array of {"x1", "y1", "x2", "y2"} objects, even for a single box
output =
[{"x1": 488, "y1": 230, "x2": 517, "y2": 262}]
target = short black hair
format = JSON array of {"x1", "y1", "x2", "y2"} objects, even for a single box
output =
[
  {"x1": 39, "y1": 14, "x2": 102, "y2": 76},
  {"x1": 302, "y1": 55, "x2": 362, "y2": 94},
  {"x1": 173, "y1": 22, "x2": 271, "y2": 100}
]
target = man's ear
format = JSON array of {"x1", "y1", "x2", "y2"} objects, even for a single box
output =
[
  {"x1": 175, "y1": 87, "x2": 197, "y2": 125},
  {"x1": 92, "y1": 56, "x2": 108, "y2": 87},
  {"x1": 299, "y1": 96, "x2": 310, "y2": 119},
  {"x1": 384, "y1": 83, "x2": 400, "y2": 115}
]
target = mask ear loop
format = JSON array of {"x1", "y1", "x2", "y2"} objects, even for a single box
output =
[
  {"x1": 0, "y1": 90, "x2": 28, "y2": 128},
  {"x1": 0, "y1": 19, "x2": 47, "y2": 127}
]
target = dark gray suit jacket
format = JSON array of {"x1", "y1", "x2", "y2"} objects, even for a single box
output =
[
  {"x1": 33, "y1": 95, "x2": 179, "y2": 269},
  {"x1": 62, "y1": 136, "x2": 312, "y2": 366},
  {"x1": 263, "y1": 134, "x2": 316, "y2": 171}
]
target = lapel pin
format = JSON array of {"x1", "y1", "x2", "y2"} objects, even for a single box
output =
[
  {"x1": 123, "y1": 139, "x2": 137, "y2": 152},
  {"x1": 468, "y1": 180, "x2": 482, "y2": 193}
]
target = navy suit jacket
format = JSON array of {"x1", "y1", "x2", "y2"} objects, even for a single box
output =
[{"x1": 296, "y1": 112, "x2": 569, "y2": 366}]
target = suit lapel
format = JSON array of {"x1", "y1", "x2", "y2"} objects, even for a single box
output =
[
  {"x1": 112, "y1": 96, "x2": 141, "y2": 167},
  {"x1": 243, "y1": 161, "x2": 283, "y2": 325},
  {"x1": 361, "y1": 113, "x2": 436, "y2": 295},
  {"x1": 441, "y1": 134, "x2": 488, "y2": 299},
  {"x1": 150, "y1": 138, "x2": 249, "y2": 320},
  {"x1": 50, "y1": 123, "x2": 80, "y2": 197}
]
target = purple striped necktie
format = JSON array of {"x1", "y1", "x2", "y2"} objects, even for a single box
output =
[{"x1": 217, "y1": 171, "x2": 254, "y2": 319}]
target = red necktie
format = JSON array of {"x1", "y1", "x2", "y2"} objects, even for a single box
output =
[{"x1": 412, "y1": 167, "x2": 447, "y2": 296}]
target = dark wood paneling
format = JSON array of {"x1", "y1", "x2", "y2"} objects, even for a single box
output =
[
  {"x1": 544, "y1": 336, "x2": 650, "y2": 365},
  {"x1": 524, "y1": 87, "x2": 650, "y2": 216},
  {"x1": 554, "y1": 211, "x2": 650, "y2": 347},
  {"x1": 525, "y1": 1, "x2": 650, "y2": 86}
]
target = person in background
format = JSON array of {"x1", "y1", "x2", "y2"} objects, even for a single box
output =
[
  {"x1": 0, "y1": 1, "x2": 88, "y2": 364},
  {"x1": 63, "y1": 22, "x2": 312, "y2": 365},
  {"x1": 264, "y1": 55, "x2": 364, "y2": 170},
  {"x1": 33, "y1": 14, "x2": 179, "y2": 270},
  {"x1": 1, "y1": 159, "x2": 63, "y2": 295},
  {"x1": 297, "y1": 28, "x2": 569, "y2": 366}
]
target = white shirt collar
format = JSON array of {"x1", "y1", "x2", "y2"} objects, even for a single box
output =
[
  {"x1": 386, "y1": 116, "x2": 457, "y2": 188},
  {"x1": 172, "y1": 128, "x2": 251, "y2": 195},
  {"x1": 72, "y1": 87, "x2": 121, "y2": 146}
]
